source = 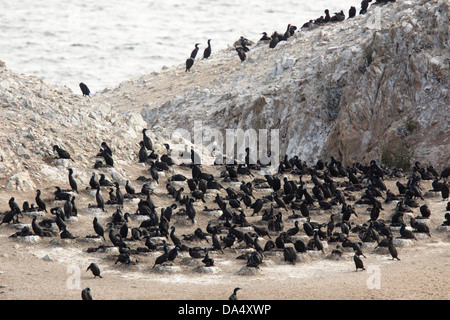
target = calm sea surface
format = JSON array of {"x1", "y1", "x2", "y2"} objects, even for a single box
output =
[{"x1": 0, "y1": 0, "x2": 361, "y2": 93}]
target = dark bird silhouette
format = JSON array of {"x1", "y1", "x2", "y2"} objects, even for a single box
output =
[
  {"x1": 93, "y1": 217, "x2": 105, "y2": 240},
  {"x1": 86, "y1": 263, "x2": 103, "y2": 278},
  {"x1": 348, "y1": 6, "x2": 356, "y2": 18},
  {"x1": 81, "y1": 287, "x2": 92, "y2": 300},
  {"x1": 79, "y1": 82, "x2": 90, "y2": 97},
  {"x1": 125, "y1": 180, "x2": 135, "y2": 195},
  {"x1": 95, "y1": 186, "x2": 105, "y2": 212},
  {"x1": 170, "y1": 226, "x2": 182, "y2": 247},
  {"x1": 400, "y1": 223, "x2": 417, "y2": 240},
  {"x1": 283, "y1": 247, "x2": 297, "y2": 265},
  {"x1": 186, "y1": 58, "x2": 194, "y2": 72},
  {"x1": 269, "y1": 32, "x2": 280, "y2": 48},
  {"x1": 388, "y1": 237, "x2": 400, "y2": 260},
  {"x1": 354, "y1": 254, "x2": 365, "y2": 271},
  {"x1": 190, "y1": 43, "x2": 200, "y2": 59},
  {"x1": 53, "y1": 145, "x2": 73, "y2": 161},
  {"x1": 260, "y1": 32, "x2": 271, "y2": 41},
  {"x1": 35, "y1": 189, "x2": 47, "y2": 213},
  {"x1": 229, "y1": 287, "x2": 241, "y2": 300},
  {"x1": 360, "y1": 0, "x2": 370, "y2": 14},
  {"x1": 114, "y1": 182, "x2": 124, "y2": 208},
  {"x1": 31, "y1": 216, "x2": 44, "y2": 236},
  {"x1": 203, "y1": 39, "x2": 211, "y2": 59},
  {"x1": 68, "y1": 168, "x2": 78, "y2": 193},
  {"x1": 142, "y1": 128, "x2": 153, "y2": 150},
  {"x1": 236, "y1": 46, "x2": 247, "y2": 62}
]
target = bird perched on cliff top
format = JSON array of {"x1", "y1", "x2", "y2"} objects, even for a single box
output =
[
  {"x1": 360, "y1": 0, "x2": 371, "y2": 15},
  {"x1": 79, "y1": 82, "x2": 90, "y2": 97},
  {"x1": 203, "y1": 39, "x2": 211, "y2": 59},
  {"x1": 348, "y1": 6, "x2": 356, "y2": 18},
  {"x1": 190, "y1": 43, "x2": 200, "y2": 59}
]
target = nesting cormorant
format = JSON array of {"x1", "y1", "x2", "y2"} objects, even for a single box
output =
[
  {"x1": 259, "y1": 32, "x2": 271, "y2": 41},
  {"x1": 53, "y1": 145, "x2": 73, "y2": 161}
]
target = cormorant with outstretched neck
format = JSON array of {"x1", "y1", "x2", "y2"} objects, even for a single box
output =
[
  {"x1": 203, "y1": 39, "x2": 211, "y2": 59},
  {"x1": 229, "y1": 287, "x2": 241, "y2": 300}
]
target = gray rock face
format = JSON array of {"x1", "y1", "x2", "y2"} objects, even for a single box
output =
[{"x1": 96, "y1": 0, "x2": 449, "y2": 170}]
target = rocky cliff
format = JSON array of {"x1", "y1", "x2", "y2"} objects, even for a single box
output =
[
  {"x1": 97, "y1": 0, "x2": 449, "y2": 170},
  {"x1": 0, "y1": 0, "x2": 448, "y2": 191}
]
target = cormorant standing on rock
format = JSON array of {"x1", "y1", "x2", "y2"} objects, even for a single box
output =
[
  {"x1": 35, "y1": 189, "x2": 47, "y2": 213},
  {"x1": 269, "y1": 32, "x2": 280, "y2": 48},
  {"x1": 349, "y1": 6, "x2": 356, "y2": 18},
  {"x1": 143, "y1": 129, "x2": 153, "y2": 150},
  {"x1": 203, "y1": 39, "x2": 211, "y2": 59},
  {"x1": 354, "y1": 254, "x2": 365, "y2": 271},
  {"x1": 96, "y1": 186, "x2": 105, "y2": 212},
  {"x1": 190, "y1": 43, "x2": 200, "y2": 59},
  {"x1": 93, "y1": 217, "x2": 105, "y2": 240},
  {"x1": 186, "y1": 58, "x2": 194, "y2": 72},
  {"x1": 68, "y1": 168, "x2": 78, "y2": 193},
  {"x1": 324, "y1": 9, "x2": 331, "y2": 22},
  {"x1": 79, "y1": 82, "x2": 90, "y2": 97},
  {"x1": 360, "y1": 0, "x2": 371, "y2": 14}
]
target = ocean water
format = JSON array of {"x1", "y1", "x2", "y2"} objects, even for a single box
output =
[{"x1": 0, "y1": 0, "x2": 361, "y2": 94}]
